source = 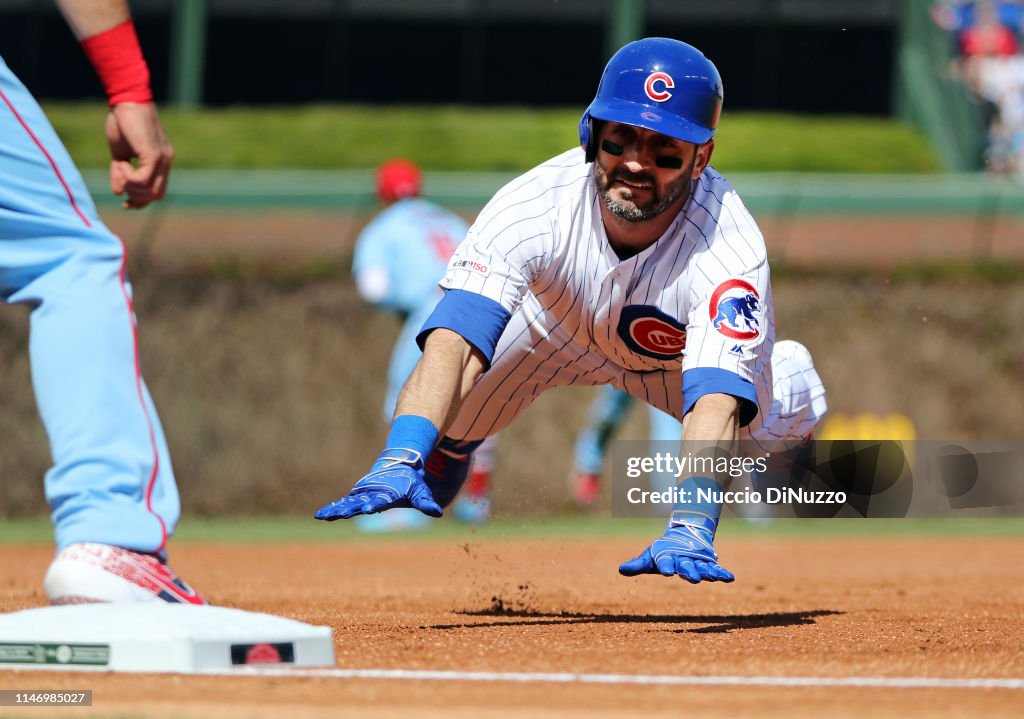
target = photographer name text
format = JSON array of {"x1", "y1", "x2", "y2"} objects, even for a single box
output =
[{"x1": 626, "y1": 487, "x2": 848, "y2": 505}]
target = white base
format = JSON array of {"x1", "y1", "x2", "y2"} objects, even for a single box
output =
[{"x1": 0, "y1": 604, "x2": 335, "y2": 673}]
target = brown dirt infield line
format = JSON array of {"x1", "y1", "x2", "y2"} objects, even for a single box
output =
[{"x1": 1, "y1": 535, "x2": 1022, "y2": 717}]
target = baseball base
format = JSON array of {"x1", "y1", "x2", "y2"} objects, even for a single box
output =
[{"x1": 0, "y1": 604, "x2": 334, "y2": 673}]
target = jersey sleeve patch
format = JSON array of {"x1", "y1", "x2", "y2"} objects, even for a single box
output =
[
  {"x1": 682, "y1": 367, "x2": 759, "y2": 427},
  {"x1": 416, "y1": 289, "x2": 512, "y2": 367},
  {"x1": 448, "y1": 258, "x2": 491, "y2": 278},
  {"x1": 708, "y1": 278, "x2": 762, "y2": 341}
]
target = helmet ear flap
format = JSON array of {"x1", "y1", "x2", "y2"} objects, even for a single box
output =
[{"x1": 581, "y1": 115, "x2": 601, "y2": 164}]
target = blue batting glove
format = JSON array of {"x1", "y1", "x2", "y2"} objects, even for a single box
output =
[
  {"x1": 314, "y1": 448, "x2": 443, "y2": 521},
  {"x1": 619, "y1": 520, "x2": 734, "y2": 584}
]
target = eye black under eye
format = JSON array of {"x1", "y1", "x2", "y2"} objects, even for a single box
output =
[
  {"x1": 601, "y1": 140, "x2": 624, "y2": 156},
  {"x1": 655, "y1": 156, "x2": 683, "y2": 169}
]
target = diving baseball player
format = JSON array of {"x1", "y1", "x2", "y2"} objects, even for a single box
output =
[
  {"x1": 316, "y1": 37, "x2": 827, "y2": 584},
  {"x1": 2, "y1": 0, "x2": 205, "y2": 603}
]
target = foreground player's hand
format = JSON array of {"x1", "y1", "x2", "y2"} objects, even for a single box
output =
[
  {"x1": 619, "y1": 521, "x2": 734, "y2": 583},
  {"x1": 314, "y1": 448, "x2": 443, "y2": 521},
  {"x1": 106, "y1": 102, "x2": 173, "y2": 209}
]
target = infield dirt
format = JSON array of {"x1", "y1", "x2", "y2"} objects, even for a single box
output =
[{"x1": 1, "y1": 533, "x2": 1022, "y2": 717}]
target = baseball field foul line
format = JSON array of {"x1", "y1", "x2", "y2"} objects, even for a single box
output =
[{"x1": 209, "y1": 668, "x2": 1024, "y2": 690}]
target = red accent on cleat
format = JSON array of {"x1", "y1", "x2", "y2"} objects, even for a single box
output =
[
  {"x1": 465, "y1": 469, "x2": 490, "y2": 498},
  {"x1": 45, "y1": 543, "x2": 207, "y2": 605},
  {"x1": 571, "y1": 472, "x2": 601, "y2": 507}
]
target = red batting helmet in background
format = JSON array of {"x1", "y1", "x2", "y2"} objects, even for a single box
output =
[{"x1": 377, "y1": 159, "x2": 422, "y2": 203}]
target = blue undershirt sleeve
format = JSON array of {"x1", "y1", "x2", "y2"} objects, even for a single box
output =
[
  {"x1": 682, "y1": 367, "x2": 759, "y2": 427},
  {"x1": 416, "y1": 289, "x2": 512, "y2": 366}
]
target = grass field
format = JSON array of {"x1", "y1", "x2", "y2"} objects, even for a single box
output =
[
  {"x1": 3, "y1": 515, "x2": 1023, "y2": 544},
  {"x1": 42, "y1": 103, "x2": 940, "y2": 174}
]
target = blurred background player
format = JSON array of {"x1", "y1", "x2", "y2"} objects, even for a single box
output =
[
  {"x1": 571, "y1": 387, "x2": 680, "y2": 506},
  {"x1": 2, "y1": 0, "x2": 204, "y2": 603},
  {"x1": 317, "y1": 37, "x2": 829, "y2": 584},
  {"x1": 351, "y1": 159, "x2": 494, "y2": 531}
]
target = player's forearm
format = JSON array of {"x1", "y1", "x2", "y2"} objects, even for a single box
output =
[
  {"x1": 394, "y1": 329, "x2": 486, "y2": 437},
  {"x1": 59, "y1": 0, "x2": 153, "y2": 107},
  {"x1": 681, "y1": 393, "x2": 739, "y2": 444},
  {"x1": 56, "y1": 0, "x2": 131, "y2": 40},
  {"x1": 672, "y1": 393, "x2": 740, "y2": 530}
]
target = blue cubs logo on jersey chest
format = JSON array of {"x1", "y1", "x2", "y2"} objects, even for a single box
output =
[{"x1": 617, "y1": 305, "x2": 687, "y2": 360}]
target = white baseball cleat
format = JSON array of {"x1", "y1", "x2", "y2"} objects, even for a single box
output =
[{"x1": 44, "y1": 542, "x2": 207, "y2": 605}]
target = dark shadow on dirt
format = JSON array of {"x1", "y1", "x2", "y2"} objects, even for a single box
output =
[{"x1": 423, "y1": 607, "x2": 844, "y2": 634}]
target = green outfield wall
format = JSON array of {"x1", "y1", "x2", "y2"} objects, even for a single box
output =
[{"x1": 81, "y1": 170, "x2": 1024, "y2": 215}]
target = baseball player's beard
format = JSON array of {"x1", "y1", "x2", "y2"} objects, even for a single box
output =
[{"x1": 595, "y1": 163, "x2": 693, "y2": 224}]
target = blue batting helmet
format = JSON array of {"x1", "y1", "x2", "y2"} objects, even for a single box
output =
[{"x1": 579, "y1": 37, "x2": 723, "y2": 162}]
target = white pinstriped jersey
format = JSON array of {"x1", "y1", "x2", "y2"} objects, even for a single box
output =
[{"x1": 436, "y1": 148, "x2": 822, "y2": 446}]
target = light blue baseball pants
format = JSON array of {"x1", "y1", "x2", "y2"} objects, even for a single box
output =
[{"x1": 1, "y1": 56, "x2": 178, "y2": 554}]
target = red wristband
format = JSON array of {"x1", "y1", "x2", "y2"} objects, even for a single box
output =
[{"x1": 80, "y1": 20, "x2": 153, "y2": 106}]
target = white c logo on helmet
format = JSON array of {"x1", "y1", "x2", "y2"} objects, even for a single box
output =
[{"x1": 644, "y1": 72, "x2": 674, "y2": 102}]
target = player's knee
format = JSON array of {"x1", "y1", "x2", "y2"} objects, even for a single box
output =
[
  {"x1": 424, "y1": 436, "x2": 485, "y2": 508},
  {"x1": 436, "y1": 436, "x2": 485, "y2": 460},
  {"x1": 773, "y1": 339, "x2": 815, "y2": 369},
  {"x1": 67, "y1": 242, "x2": 128, "y2": 295},
  {"x1": 10, "y1": 234, "x2": 125, "y2": 302}
]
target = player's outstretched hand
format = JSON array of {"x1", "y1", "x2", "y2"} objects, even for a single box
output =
[
  {"x1": 314, "y1": 448, "x2": 443, "y2": 521},
  {"x1": 106, "y1": 102, "x2": 173, "y2": 209},
  {"x1": 619, "y1": 521, "x2": 734, "y2": 583}
]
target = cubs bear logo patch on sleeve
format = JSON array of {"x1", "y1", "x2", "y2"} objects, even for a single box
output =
[{"x1": 709, "y1": 279, "x2": 761, "y2": 341}]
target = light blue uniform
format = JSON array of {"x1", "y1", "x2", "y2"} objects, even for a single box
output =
[
  {"x1": 352, "y1": 197, "x2": 469, "y2": 418},
  {"x1": 1, "y1": 57, "x2": 177, "y2": 554},
  {"x1": 574, "y1": 386, "x2": 682, "y2": 492}
]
